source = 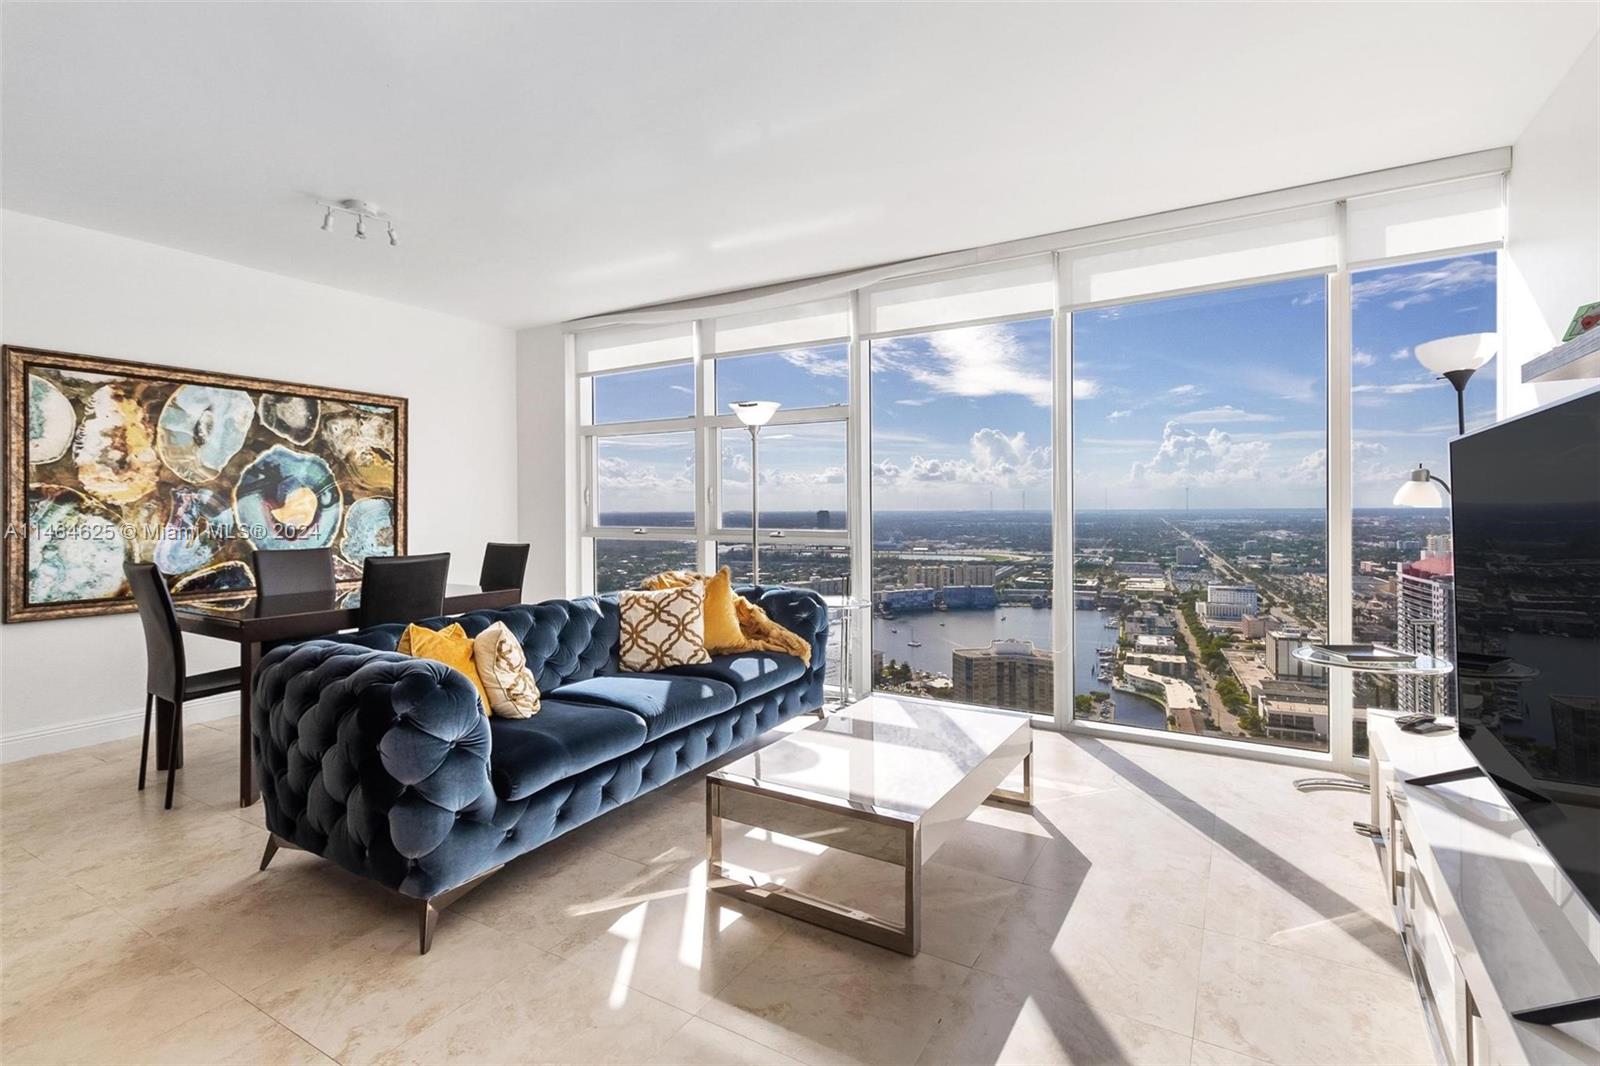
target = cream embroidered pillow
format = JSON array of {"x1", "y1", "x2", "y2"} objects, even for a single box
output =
[
  {"x1": 618, "y1": 585, "x2": 711, "y2": 672},
  {"x1": 471, "y1": 621, "x2": 541, "y2": 719}
]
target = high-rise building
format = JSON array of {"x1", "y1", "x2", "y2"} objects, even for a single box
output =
[
  {"x1": 952, "y1": 639, "x2": 1053, "y2": 714},
  {"x1": 1201, "y1": 583, "x2": 1259, "y2": 622},
  {"x1": 1175, "y1": 545, "x2": 1202, "y2": 568},
  {"x1": 1266, "y1": 627, "x2": 1327, "y2": 680},
  {"x1": 904, "y1": 562, "x2": 997, "y2": 589},
  {"x1": 1396, "y1": 561, "x2": 1456, "y2": 717},
  {"x1": 816, "y1": 509, "x2": 831, "y2": 530}
]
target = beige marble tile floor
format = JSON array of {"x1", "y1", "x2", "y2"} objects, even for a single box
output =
[{"x1": 0, "y1": 715, "x2": 1434, "y2": 1065}]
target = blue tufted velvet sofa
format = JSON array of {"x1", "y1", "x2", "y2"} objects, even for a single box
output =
[{"x1": 250, "y1": 585, "x2": 827, "y2": 953}]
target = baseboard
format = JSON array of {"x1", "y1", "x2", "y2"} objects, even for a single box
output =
[{"x1": 0, "y1": 694, "x2": 240, "y2": 764}]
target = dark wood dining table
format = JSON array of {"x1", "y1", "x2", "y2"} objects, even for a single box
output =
[{"x1": 173, "y1": 583, "x2": 522, "y2": 807}]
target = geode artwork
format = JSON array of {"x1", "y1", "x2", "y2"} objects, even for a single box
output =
[{"x1": 3, "y1": 347, "x2": 407, "y2": 622}]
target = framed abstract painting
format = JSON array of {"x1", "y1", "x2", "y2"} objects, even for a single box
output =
[{"x1": 3, "y1": 346, "x2": 407, "y2": 622}]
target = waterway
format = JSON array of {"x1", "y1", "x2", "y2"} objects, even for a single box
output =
[{"x1": 870, "y1": 608, "x2": 1166, "y2": 729}]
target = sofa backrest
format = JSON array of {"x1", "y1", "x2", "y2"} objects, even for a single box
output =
[{"x1": 337, "y1": 596, "x2": 620, "y2": 691}]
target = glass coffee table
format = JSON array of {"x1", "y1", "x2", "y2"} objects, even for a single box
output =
[{"x1": 706, "y1": 694, "x2": 1033, "y2": 956}]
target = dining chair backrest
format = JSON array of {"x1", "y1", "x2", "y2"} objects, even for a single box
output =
[
  {"x1": 479, "y1": 542, "x2": 530, "y2": 596},
  {"x1": 125, "y1": 562, "x2": 184, "y2": 704},
  {"x1": 251, "y1": 547, "x2": 336, "y2": 597},
  {"x1": 358, "y1": 553, "x2": 451, "y2": 628}
]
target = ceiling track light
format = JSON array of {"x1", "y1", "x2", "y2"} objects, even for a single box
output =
[{"x1": 315, "y1": 198, "x2": 399, "y2": 247}]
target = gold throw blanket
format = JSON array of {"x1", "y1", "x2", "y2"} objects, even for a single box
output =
[{"x1": 639, "y1": 570, "x2": 812, "y2": 666}]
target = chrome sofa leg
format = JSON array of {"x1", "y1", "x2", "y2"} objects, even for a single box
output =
[
  {"x1": 419, "y1": 898, "x2": 440, "y2": 955},
  {"x1": 257, "y1": 832, "x2": 300, "y2": 872},
  {"x1": 414, "y1": 863, "x2": 505, "y2": 956}
]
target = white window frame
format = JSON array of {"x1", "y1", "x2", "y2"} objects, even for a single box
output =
[
  {"x1": 576, "y1": 320, "x2": 854, "y2": 598},
  {"x1": 565, "y1": 151, "x2": 1508, "y2": 776}
]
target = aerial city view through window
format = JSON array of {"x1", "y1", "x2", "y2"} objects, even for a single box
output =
[{"x1": 591, "y1": 254, "x2": 1496, "y2": 753}]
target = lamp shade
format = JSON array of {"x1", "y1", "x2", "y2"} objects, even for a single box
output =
[
  {"x1": 1393, "y1": 465, "x2": 1445, "y2": 508},
  {"x1": 729, "y1": 400, "x2": 780, "y2": 427},
  {"x1": 1414, "y1": 333, "x2": 1497, "y2": 375}
]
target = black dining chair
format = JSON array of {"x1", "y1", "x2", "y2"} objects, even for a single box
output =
[
  {"x1": 125, "y1": 563, "x2": 243, "y2": 809},
  {"x1": 358, "y1": 553, "x2": 451, "y2": 628},
  {"x1": 479, "y1": 542, "x2": 529, "y2": 596},
  {"x1": 250, "y1": 547, "x2": 335, "y2": 597}
]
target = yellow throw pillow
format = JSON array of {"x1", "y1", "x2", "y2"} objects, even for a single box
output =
[
  {"x1": 472, "y1": 621, "x2": 541, "y2": 719},
  {"x1": 700, "y1": 567, "x2": 747, "y2": 654},
  {"x1": 404, "y1": 623, "x2": 491, "y2": 715},
  {"x1": 618, "y1": 585, "x2": 711, "y2": 672}
]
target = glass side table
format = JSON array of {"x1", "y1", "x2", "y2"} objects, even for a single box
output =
[
  {"x1": 820, "y1": 595, "x2": 872, "y2": 712},
  {"x1": 1290, "y1": 643, "x2": 1455, "y2": 836}
]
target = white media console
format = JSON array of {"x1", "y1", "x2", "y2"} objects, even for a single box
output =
[{"x1": 1366, "y1": 710, "x2": 1600, "y2": 1065}]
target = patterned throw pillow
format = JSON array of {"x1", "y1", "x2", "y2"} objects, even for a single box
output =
[
  {"x1": 618, "y1": 585, "x2": 711, "y2": 672},
  {"x1": 472, "y1": 621, "x2": 541, "y2": 718}
]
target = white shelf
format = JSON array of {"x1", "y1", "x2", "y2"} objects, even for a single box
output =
[{"x1": 1522, "y1": 328, "x2": 1600, "y2": 384}]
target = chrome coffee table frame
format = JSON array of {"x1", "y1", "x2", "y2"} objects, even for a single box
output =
[{"x1": 706, "y1": 699, "x2": 1032, "y2": 956}]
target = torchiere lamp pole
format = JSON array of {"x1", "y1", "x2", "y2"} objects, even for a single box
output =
[{"x1": 729, "y1": 401, "x2": 780, "y2": 585}]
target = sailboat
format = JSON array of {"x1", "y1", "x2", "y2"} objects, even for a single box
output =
[{"x1": 906, "y1": 623, "x2": 923, "y2": 648}]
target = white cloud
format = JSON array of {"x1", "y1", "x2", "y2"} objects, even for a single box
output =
[
  {"x1": 895, "y1": 397, "x2": 935, "y2": 407},
  {"x1": 1171, "y1": 404, "x2": 1281, "y2": 424},
  {"x1": 1352, "y1": 351, "x2": 1376, "y2": 367},
  {"x1": 1130, "y1": 421, "x2": 1270, "y2": 486},
  {"x1": 1351, "y1": 382, "x2": 1436, "y2": 396},
  {"x1": 1389, "y1": 347, "x2": 1413, "y2": 361},
  {"x1": 1073, "y1": 378, "x2": 1099, "y2": 399},
  {"x1": 1167, "y1": 384, "x2": 1200, "y2": 396},
  {"x1": 1352, "y1": 257, "x2": 1496, "y2": 308},
  {"x1": 873, "y1": 427, "x2": 1052, "y2": 491},
  {"x1": 1107, "y1": 409, "x2": 1131, "y2": 421},
  {"x1": 778, "y1": 346, "x2": 848, "y2": 378},
  {"x1": 874, "y1": 323, "x2": 1051, "y2": 406}
]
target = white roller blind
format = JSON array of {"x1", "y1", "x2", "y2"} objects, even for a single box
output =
[
  {"x1": 1059, "y1": 204, "x2": 1338, "y2": 309},
  {"x1": 865, "y1": 255, "x2": 1054, "y2": 336},
  {"x1": 710, "y1": 298, "x2": 850, "y2": 354},
  {"x1": 1345, "y1": 173, "x2": 1504, "y2": 267},
  {"x1": 575, "y1": 322, "x2": 694, "y2": 374}
]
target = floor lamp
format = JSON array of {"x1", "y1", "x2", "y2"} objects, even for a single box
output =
[
  {"x1": 729, "y1": 400, "x2": 780, "y2": 584},
  {"x1": 1414, "y1": 332, "x2": 1497, "y2": 436}
]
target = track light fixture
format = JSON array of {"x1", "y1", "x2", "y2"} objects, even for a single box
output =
[{"x1": 315, "y1": 199, "x2": 397, "y2": 247}]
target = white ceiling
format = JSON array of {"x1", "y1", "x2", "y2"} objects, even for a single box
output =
[{"x1": 4, "y1": 3, "x2": 1596, "y2": 330}]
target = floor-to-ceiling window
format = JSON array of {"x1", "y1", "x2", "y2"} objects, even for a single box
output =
[
  {"x1": 572, "y1": 158, "x2": 1508, "y2": 769},
  {"x1": 869, "y1": 316, "x2": 1055, "y2": 713},
  {"x1": 1071, "y1": 276, "x2": 1331, "y2": 750},
  {"x1": 1349, "y1": 252, "x2": 1498, "y2": 754}
]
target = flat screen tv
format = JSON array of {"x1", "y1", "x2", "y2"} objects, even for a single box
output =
[{"x1": 1450, "y1": 383, "x2": 1600, "y2": 921}]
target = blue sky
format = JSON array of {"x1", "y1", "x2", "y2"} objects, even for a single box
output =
[{"x1": 593, "y1": 253, "x2": 1497, "y2": 514}]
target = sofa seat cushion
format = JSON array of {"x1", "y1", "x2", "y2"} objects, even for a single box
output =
[
  {"x1": 664, "y1": 652, "x2": 805, "y2": 703},
  {"x1": 488, "y1": 699, "x2": 648, "y2": 801},
  {"x1": 550, "y1": 674, "x2": 738, "y2": 740}
]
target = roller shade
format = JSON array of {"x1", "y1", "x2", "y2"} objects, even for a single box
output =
[
  {"x1": 865, "y1": 255, "x2": 1054, "y2": 336},
  {"x1": 1345, "y1": 173, "x2": 1504, "y2": 267},
  {"x1": 711, "y1": 298, "x2": 850, "y2": 354},
  {"x1": 1059, "y1": 204, "x2": 1338, "y2": 309},
  {"x1": 576, "y1": 322, "x2": 694, "y2": 374}
]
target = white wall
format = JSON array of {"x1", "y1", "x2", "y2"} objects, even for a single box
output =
[
  {"x1": 0, "y1": 211, "x2": 518, "y2": 760},
  {"x1": 1504, "y1": 35, "x2": 1600, "y2": 414},
  {"x1": 514, "y1": 325, "x2": 577, "y2": 600}
]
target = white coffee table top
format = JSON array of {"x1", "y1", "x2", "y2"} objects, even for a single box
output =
[{"x1": 710, "y1": 694, "x2": 1031, "y2": 822}]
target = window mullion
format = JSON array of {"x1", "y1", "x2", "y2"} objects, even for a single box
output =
[{"x1": 1327, "y1": 201, "x2": 1356, "y2": 772}]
